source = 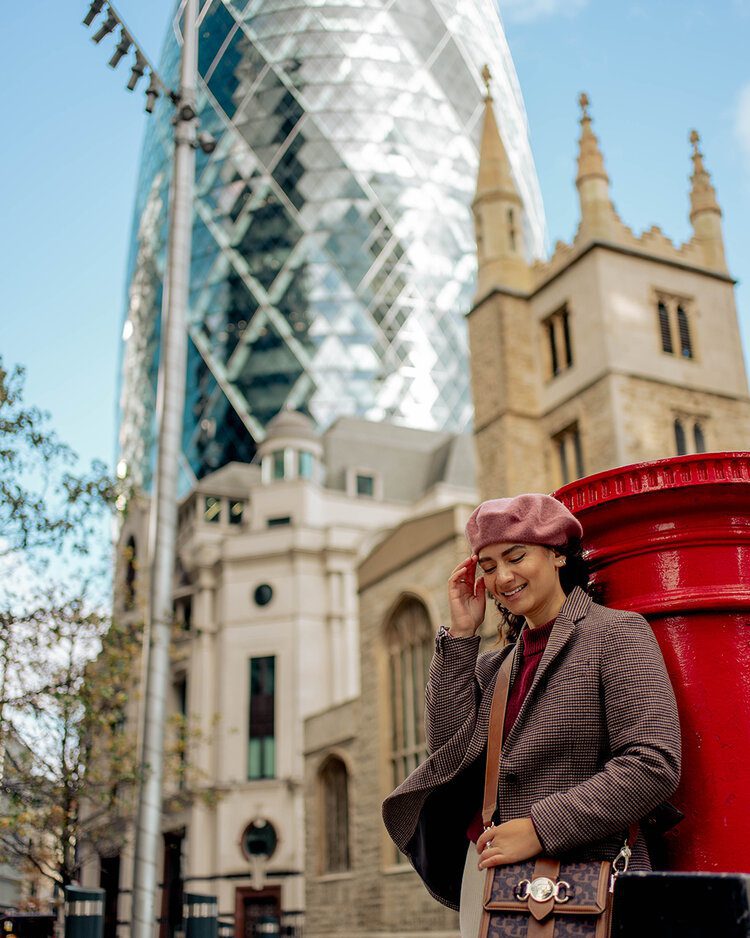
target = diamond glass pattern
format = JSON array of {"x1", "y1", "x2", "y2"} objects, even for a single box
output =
[{"x1": 118, "y1": 0, "x2": 546, "y2": 490}]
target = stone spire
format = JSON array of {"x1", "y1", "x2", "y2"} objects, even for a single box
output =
[
  {"x1": 575, "y1": 93, "x2": 617, "y2": 238},
  {"x1": 688, "y1": 129, "x2": 726, "y2": 270},
  {"x1": 472, "y1": 65, "x2": 529, "y2": 296}
]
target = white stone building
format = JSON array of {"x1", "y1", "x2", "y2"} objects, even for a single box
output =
[{"x1": 81, "y1": 411, "x2": 475, "y2": 938}]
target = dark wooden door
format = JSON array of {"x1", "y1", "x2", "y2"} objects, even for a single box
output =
[{"x1": 235, "y1": 886, "x2": 281, "y2": 938}]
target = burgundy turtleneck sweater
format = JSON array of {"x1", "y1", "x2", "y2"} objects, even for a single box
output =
[{"x1": 466, "y1": 618, "x2": 556, "y2": 843}]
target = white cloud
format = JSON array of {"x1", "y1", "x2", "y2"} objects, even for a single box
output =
[
  {"x1": 498, "y1": 0, "x2": 590, "y2": 24},
  {"x1": 735, "y1": 83, "x2": 750, "y2": 168}
]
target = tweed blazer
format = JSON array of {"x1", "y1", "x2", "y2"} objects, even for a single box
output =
[{"x1": 381, "y1": 587, "x2": 681, "y2": 911}]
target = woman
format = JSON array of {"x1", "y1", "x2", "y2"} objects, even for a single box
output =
[{"x1": 382, "y1": 493, "x2": 681, "y2": 938}]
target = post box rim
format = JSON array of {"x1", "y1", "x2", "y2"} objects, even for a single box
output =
[{"x1": 554, "y1": 452, "x2": 750, "y2": 513}]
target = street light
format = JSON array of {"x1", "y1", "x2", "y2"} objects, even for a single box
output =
[
  {"x1": 83, "y1": 2, "x2": 171, "y2": 113},
  {"x1": 108, "y1": 29, "x2": 132, "y2": 69},
  {"x1": 91, "y1": 10, "x2": 118, "y2": 44},
  {"x1": 126, "y1": 51, "x2": 147, "y2": 92},
  {"x1": 144, "y1": 72, "x2": 160, "y2": 114},
  {"x1": 83, "y1": 3, "x2": 200, "y2": 938},
  {"x1": 82, "y1": 0, "x2": 106, "y2": 27}
]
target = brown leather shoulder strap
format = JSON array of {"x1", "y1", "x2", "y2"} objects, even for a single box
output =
[{"x1": 482, "y1": 647, "x2": 517, "y2": 828}]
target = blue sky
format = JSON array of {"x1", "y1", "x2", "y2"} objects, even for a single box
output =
[{"x1": 1, "y1": 0, "x2": 749, "y2": 470}]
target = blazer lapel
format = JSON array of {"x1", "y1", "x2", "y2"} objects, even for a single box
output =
[{"x1": 503, "y1": 587, "x2": 592, "y2": 750}]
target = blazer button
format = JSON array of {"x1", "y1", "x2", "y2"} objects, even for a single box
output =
[{"x1": 506, "y1": 772, "x2": 519, "y2": 786}]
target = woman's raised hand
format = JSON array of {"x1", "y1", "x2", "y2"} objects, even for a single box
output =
[{"x1": 448, "y1": 555, "x2": 486, "y2": 636}]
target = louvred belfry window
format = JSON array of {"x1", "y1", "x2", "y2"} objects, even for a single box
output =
[
  {"x1": 657, "y1": 295, "x2": 695, "y2": 360},
  {"x1": 658, "y1": 301, "x2": 673, "y2": 353},
  {"x1": 543, "y1": 305, "x2": 574, "y2": 378},
  {"x1": 677, "y1": 306, "x2": 693, "y2": 358},
  {"x1": 674, "y1": 418, "x2": 687, "y2": 456}
]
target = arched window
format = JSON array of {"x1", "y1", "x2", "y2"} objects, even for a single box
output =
[
  {"x1": 124, "y1": 536, "x2": 137, "y2": 610},
  {"x1": 385, "y1": 597, "x2": 432, "y2": 787},
  {"x1": 677, "y1": 306, "x2": 693, "y2": 359},
  {"x1": 674, "y1": 418, "x2": 687, "y2": 456},
  {"x1": 694, "y1": 422, "x2": 706, "y2": 453},
  {"x1": 507, "y1": 208, "x2": 516, "y2": 252},
  {"x1": 319, "y1": 756, "x2": 350, "y2": 873}
]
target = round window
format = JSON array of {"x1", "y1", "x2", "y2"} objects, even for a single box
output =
[
  {"x1": 254, "y1": 584, "x2": 273, "y2": 606},
  {"x1": 241, "y1": 819, "x2": 278, "y2": 860}
]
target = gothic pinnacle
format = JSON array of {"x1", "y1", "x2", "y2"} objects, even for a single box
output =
[
  {"x1": 576, "y1": 91, "x2": 608, "y2": 186},
  {"x1": 688, "y1": 128, "x2": 725, "y2": 269},
  {"x1": 689, "y1": 129, "x2": 721, "y2": 220}
]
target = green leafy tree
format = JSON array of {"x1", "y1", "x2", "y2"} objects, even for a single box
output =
[{"x1": 0, "y1": 359, "x2": 138, "y2": 888}]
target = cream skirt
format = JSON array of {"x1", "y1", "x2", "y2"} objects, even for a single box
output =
[{"x1": 459, "y1": 841, "x2": 487, "y2": 938}]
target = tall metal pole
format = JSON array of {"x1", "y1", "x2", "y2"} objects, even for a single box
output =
[{"x1": 131, "y1": 1, "x2": 198, "y2": 935}]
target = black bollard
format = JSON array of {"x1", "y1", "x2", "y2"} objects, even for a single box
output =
[
  {"x1": 183, "y1": 894, "x2": 218, "y2": 938},
  {"x1": 612, "y1": 872, "x2": 750, "y2": 937},
  {"x1": 64, "y1": 886, "x2": 105, "y2": 938}
]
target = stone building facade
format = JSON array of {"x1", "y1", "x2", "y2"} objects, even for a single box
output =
[
  {"x1": 470, "y1": 87, "x2": 750, "y2": 500},
  {"x1": 301, "y1": 78, "x2": 750, "y2": 938},
  {"x1": 304, "y1": 504, "x2": 496, "y2": 938},
  {"x1": 80, "y1": 412, "x2": 475, "y2": 938}
]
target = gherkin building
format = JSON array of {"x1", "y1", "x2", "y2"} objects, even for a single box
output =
[{"x1": 118, "y1": 0, "x2": 546, "y2": 491}]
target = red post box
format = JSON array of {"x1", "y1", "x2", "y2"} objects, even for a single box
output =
[{"x1": 555, "y1": 452, "x2": 750, "y2": 873}]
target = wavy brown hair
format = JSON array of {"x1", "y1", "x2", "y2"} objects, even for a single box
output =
[{"x1": 494, "y1": 539, "x2": 600, "y2": 645}]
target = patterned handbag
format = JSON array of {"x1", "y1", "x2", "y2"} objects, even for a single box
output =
[{"x1": 478, "y1": 651, "x2": 631, "y2": 938}]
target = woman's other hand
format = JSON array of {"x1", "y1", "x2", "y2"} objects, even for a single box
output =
[
  {"x1": 476, "y1": 818, "x2": 542, "y2": 869},
  {"x1": 448, "y1": 555, "x2": 486, "y2": 636}
]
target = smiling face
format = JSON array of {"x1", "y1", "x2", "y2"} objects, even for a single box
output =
[{"x1": 476, "y1": 542, "x2": 567, "y2": 628}]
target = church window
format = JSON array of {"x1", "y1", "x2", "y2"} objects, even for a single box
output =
[
  {"x1": 553, "y1": 423, "x2": 584, "y2": 485},
  {"x1": 562, "y1": 309, "x2": 573, "y2": 367},
  {"x1": 658, "y1": 302, "x2": 673, "y2": 353},
  {"x1": 677, "y1": 306, "x2": 693, "y2": 358},
  {"x1": 694, "y1": 422, "x2": 706, "y2": 453},
  {"x1": 543, "y1": 306, "x2": 574, "y2": 378},
  {"x1": 318, "y1": 756, "x2": 350, "y2": 873},
  {"x1": 229, "y1": 499, "x2": 245, "y2": 525},
  {"x1": 674, "y1": 415, "x2": 707, "y2": 456},
  {"x1": 385, "y1": 596, "x2": 432, "y2": 863},
  {"x1": 656, "y1": 295, "x2": 695, "y2": 359},
  {"x1": 546, "y1": 320, "x2": 558, "y2": 375},
  {"x1": 507, "y1": 208, "x2": 516, "y2": 252},
  {"x1": 674, "y1": 419, "x2": 687, "y2": 456}
]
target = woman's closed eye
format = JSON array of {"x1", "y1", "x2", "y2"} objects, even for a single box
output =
[{"x1": 479, "y1": 553, "x2": 526, "y2": 574}]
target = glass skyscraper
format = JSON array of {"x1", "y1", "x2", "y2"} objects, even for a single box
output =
[{"x1": 118, "y1": 0, "x2": 545, "y2": 490}]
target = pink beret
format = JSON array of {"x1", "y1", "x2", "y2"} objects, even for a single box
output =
[{"x1": 465, "y1": 493, "x2": 583, "y2": 553}]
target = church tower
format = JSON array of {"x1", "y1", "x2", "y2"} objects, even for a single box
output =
[
  {"x1": 468, "y1": 85, "x2": 750, "y2": 500},
  {"x1": 468, "y1": 69, "x2": 545, "y2": 496}
]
